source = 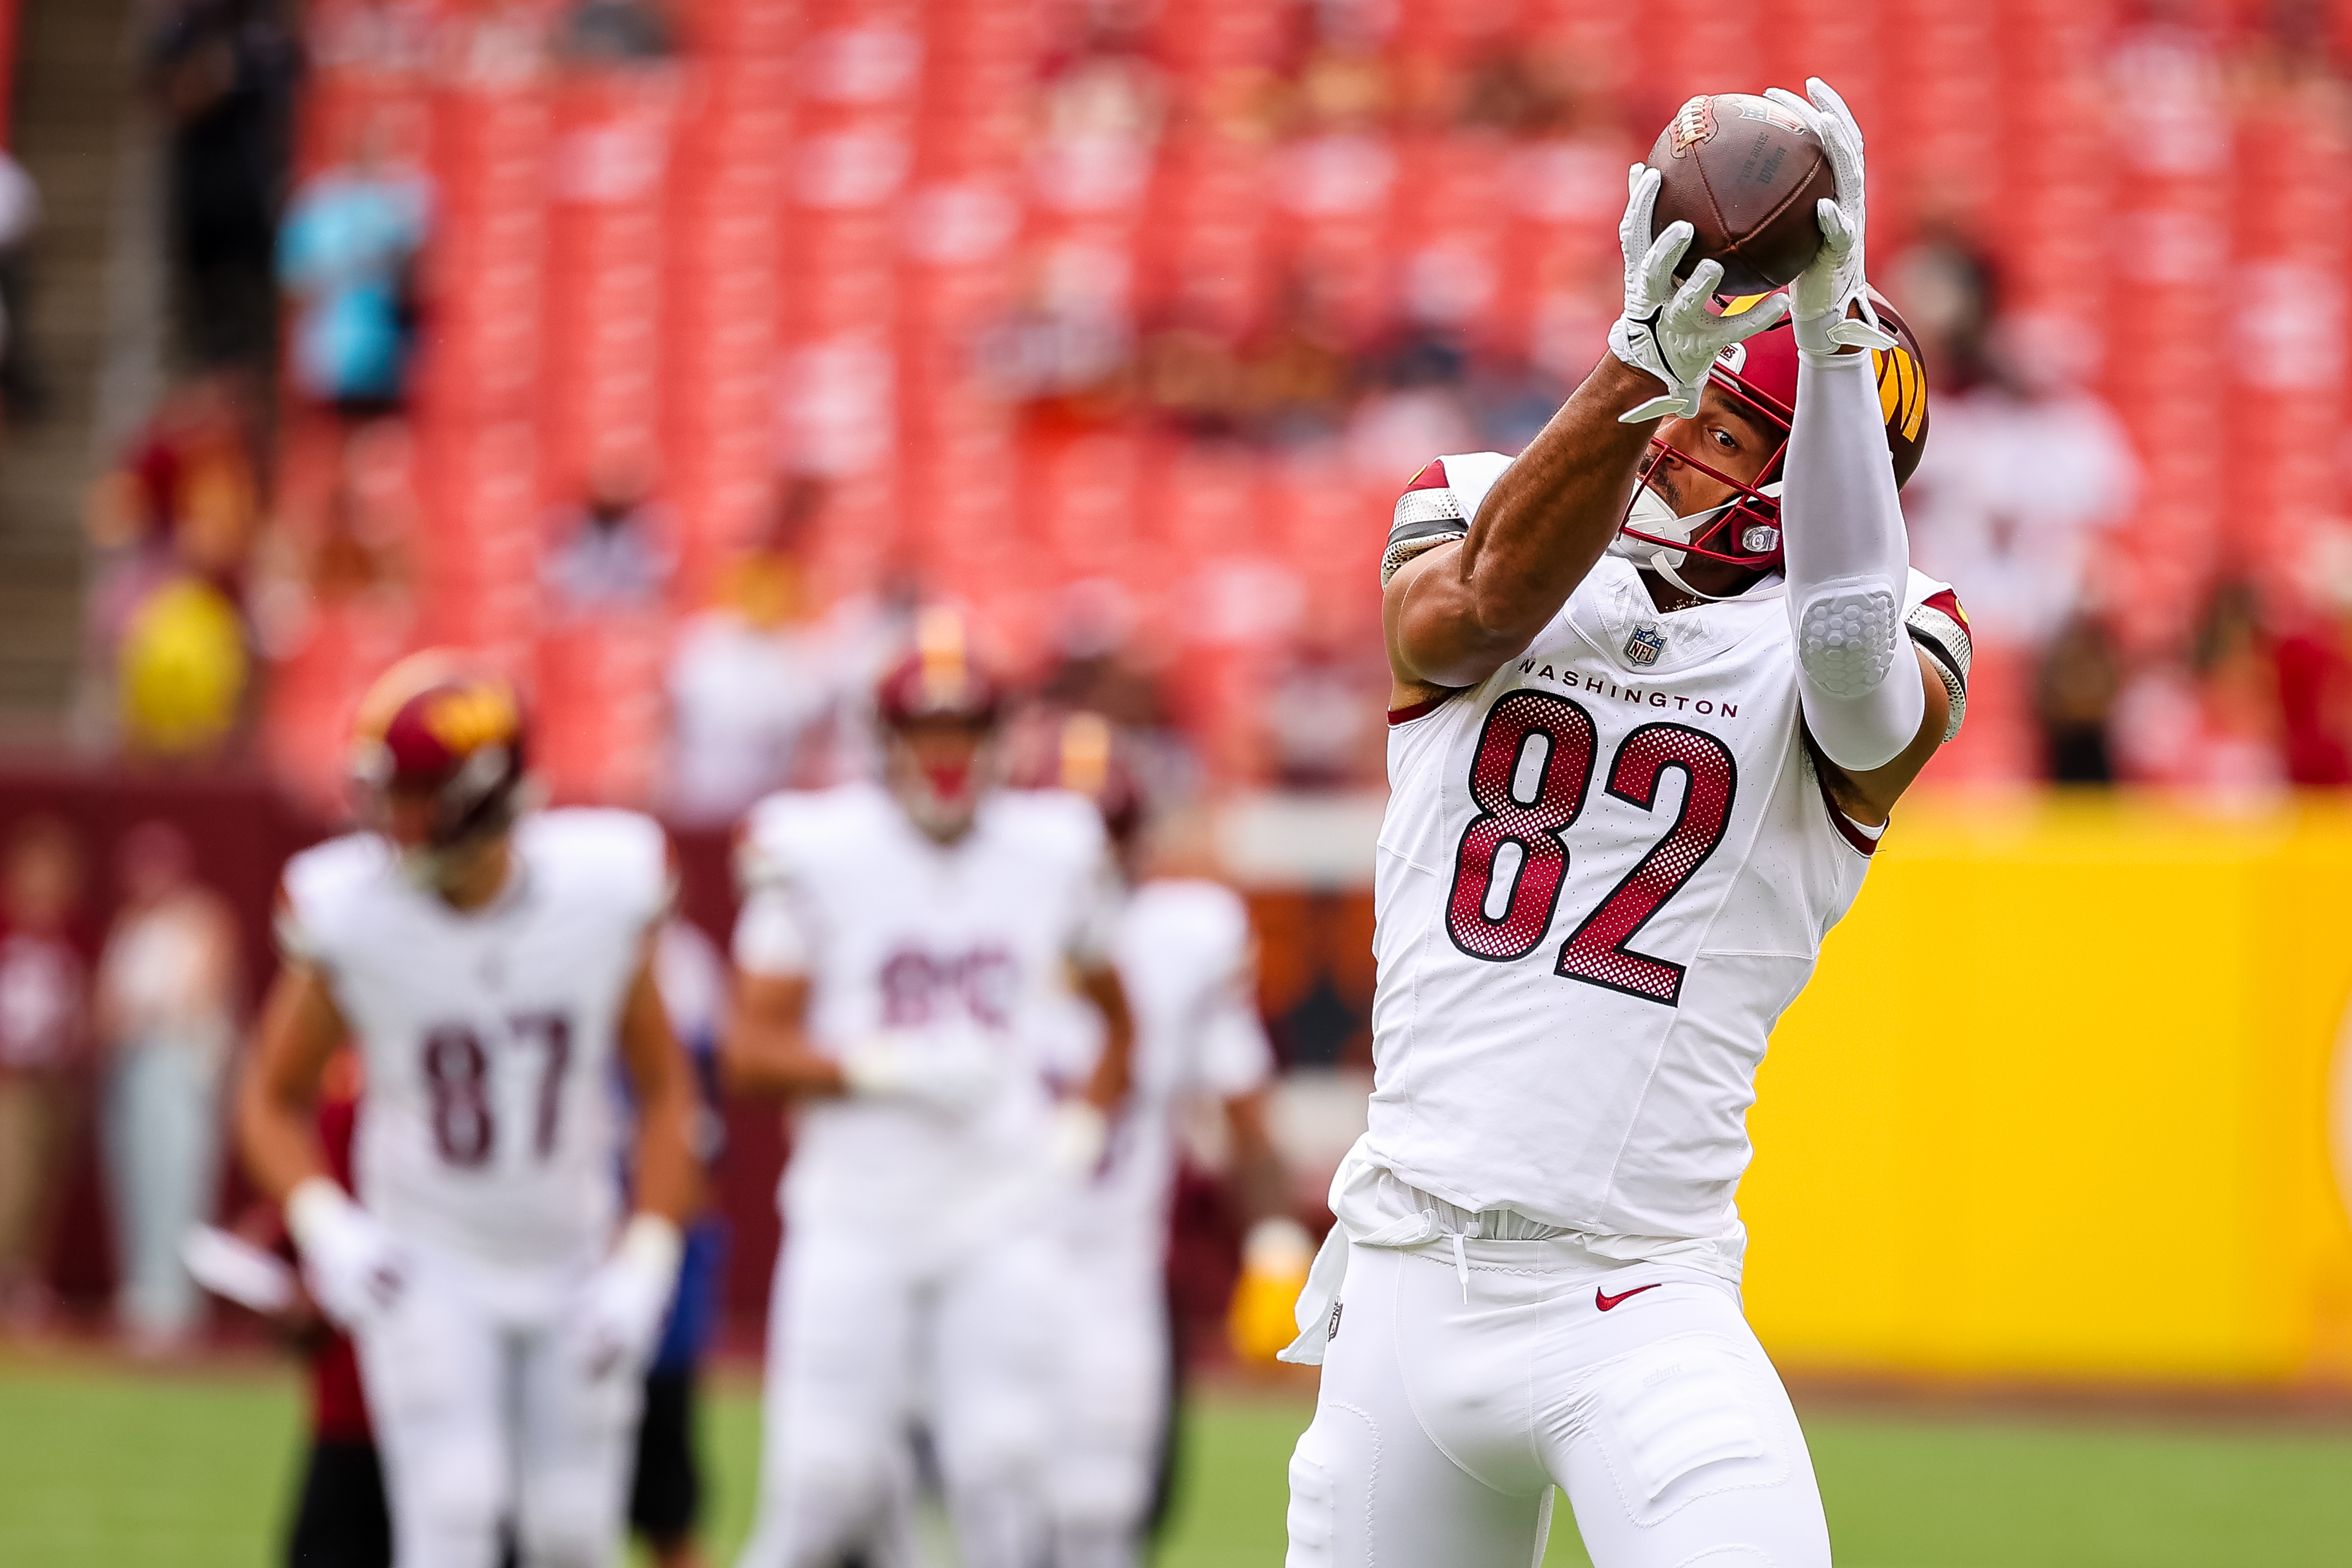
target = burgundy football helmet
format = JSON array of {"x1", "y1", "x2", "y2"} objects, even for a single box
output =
[
  {"x1": 350, "y1": 651, "x2": 529, "y2": 851},
  {"x1": 875, "y1": 608, "x2": 1006, "y2": 841},
  {"x1": 1619, "y1": 289, "x2": 1930, "y2": 576},
  {"x1": 1025, "y1": 710, "x2": 1144, "y2": 847},
  {"x1": 875, "y1": 606, "x2": 1006, "y2": 731}
]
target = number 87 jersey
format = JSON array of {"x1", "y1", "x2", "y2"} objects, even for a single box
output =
[
  {"x1": 1368, "y1": 550, "x2": 1968, "y2": 1261},
  {"x1": 276, "y1": 809, "x2": 673, "y2": 1270}
]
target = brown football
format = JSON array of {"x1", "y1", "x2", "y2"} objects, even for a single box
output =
[{"x1": 1648, "y1": 93, "x2": 1835, "y2": 297}]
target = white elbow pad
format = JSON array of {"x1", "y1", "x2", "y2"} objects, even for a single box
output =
[{"x1": 1796, "y1": 581, "x2": 1900, "y2": 698}]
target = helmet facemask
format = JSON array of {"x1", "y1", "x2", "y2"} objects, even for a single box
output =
[
  {"x1": 1612, "y1": 361, "x2": 1795, "y2": 601},
  {"x1": 885, "y1": 718, "x2": 1001, "y2": 843}
]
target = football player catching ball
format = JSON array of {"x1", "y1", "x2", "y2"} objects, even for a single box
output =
[
  {"x1": 238, "y1": 652, "x2": 702, "y2": 1568},
  {"x1": 1281, "y1": 80, "x2": 1972, "y2": 1568}
]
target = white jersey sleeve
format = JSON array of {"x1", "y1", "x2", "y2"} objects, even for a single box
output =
[
  {"x1": 1177, "y1": 885, "x2": 1275, "y2": 1100},
  {"x1": 732, "y1": 794, "x2": 823, "y2": 977}
]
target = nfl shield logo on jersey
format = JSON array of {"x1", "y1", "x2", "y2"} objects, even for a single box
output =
[{"x1": 1625, "y1": 625, "x2": 1666, "y2": 666}]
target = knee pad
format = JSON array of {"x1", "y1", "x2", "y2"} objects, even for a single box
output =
[
  {"x1": 1797, "y1": 584, "x2": 1898, "y2": 697},
  {"x1": 1285, "y1": 1444, "x2": 1336, "y2": 1568},
  {"x1": 1592, "y1": 1338, "x2": 1788, "y2": 1527}
]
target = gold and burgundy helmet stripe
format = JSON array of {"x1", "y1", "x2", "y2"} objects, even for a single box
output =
[{"x1": 876, "y1": 606, "x2": 1005, "y2": 728}]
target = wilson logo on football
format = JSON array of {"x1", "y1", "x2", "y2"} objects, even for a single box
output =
[{"x1": 1668, "y1": 96, "x2": 1717, "y2": 157}]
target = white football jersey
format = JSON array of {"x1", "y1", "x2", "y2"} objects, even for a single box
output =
[
  {"x1": 1367, "y1": 556, "x2": 1960, "y2": 1269},
  {"x1": 279, "y1": 810, "x2": 672, "y2": 1269},
  {"x1": 1065, "y1": 878, "x2": 1274, "y2": 1244},
  {"x1": 733, "y1": 782, "x2": 1120, "y2": 1229}
]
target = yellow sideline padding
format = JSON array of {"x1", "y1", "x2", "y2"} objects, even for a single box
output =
[{"x1": 1740, "y1": 792, "x2": 2352, "y2": 1387}]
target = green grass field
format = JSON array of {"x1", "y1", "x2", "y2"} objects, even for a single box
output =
[{"x1": 3, "y1": 1356, "x2": 2350, "y2": 1566}]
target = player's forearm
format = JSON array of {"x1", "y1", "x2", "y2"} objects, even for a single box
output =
[
  {"x1": 1390, "y1": 356, "x2": 1661, "y2": 688},
  {"x1": 1783, "y1": 342, "x2": 1923, "y2": 772},
  {"x1": 719, "y1": 1022, "x2": 848, "y2": 1101},
  {"x1": 234, "y1": 1069, "x2": 331, "y2": 1205},
  {"x1": 1224, "y1": 1093, "x2": 1291, "y2": 1224},
  {"x1": 1076, "y1": 965, "x2": 1133, "y2": 1111},
  {"x1": 626, "y1": 1083, "x2": 702, "y2": 1225}
]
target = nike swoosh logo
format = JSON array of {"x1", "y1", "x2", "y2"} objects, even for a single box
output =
[{"x1": 1595, "y1": 1283, "x2": 1662, "y2": 1312}]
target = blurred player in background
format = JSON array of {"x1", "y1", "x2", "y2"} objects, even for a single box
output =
[
  {"x1": 1283, "y1": 82, "x2": 1973, "y2": 1568},
  {"x1": 1021, "y1": 712, "x2": 1295, "y2": 1568},
  {"x1": 725, "y1": 608, "x2": 1133, "y2": 1568},
  {"x1": 237, "y1": 652, "x2": 701, "y2": 1568}
]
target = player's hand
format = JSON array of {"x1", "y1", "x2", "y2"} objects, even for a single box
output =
[
  {"x1": 1608, "y1": 162, "x2": 1790, "y2": 423},
  {"x1": 284, "y1": 1178, "x2": 410, "y2": 1330},
  {"x1": 1763, "y1": 79, "x2": 1898, "y2": 354},
  {"x1": 840, "y1": 1024, "x2": 1005, "y2": 1115},
  {"x1": 575, "y1": 1214, "x2": 684, "y2": 1379}
]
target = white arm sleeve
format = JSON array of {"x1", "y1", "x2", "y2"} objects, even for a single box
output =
[{"x1": 1782, "y1": 343, "x2": 1926, "y2": 772}]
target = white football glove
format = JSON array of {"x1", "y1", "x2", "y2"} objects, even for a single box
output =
[
  {"x1": 1608, "y1": 163, "x2": 1791, "y2": 423},
  {"x1": 1762, "y1": 78, "x2": 1899, "y2": 356},
  {"x1": 575, "y1": 1214, "x2": 684, "y2": 1379},
  {"x1": 284, "y1": 1178, "x2": 410, "y2": 1330},
  {"x1": 840, "y1": 1024, "x2": 1004, "y2": 1116}
]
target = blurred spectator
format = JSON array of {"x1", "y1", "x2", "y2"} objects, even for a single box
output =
[
  {"x1": 2036, "y1": 613, "x2": 2123, "y2": 784},
  {"x1": 557, "y1": 0, "x2": 675, "y2": 65},
  {"x1": 95, "y1": 821, "x2": 239, "y2": 1352},
  {"x1": 83, "y1": 378, "x2": 264, "y2": 757},
  {"x1": 89, "y1": 372, "x2": 266, "y2": 593},
  {"x1": 2273, "y1": 523, "x2": 2352, "y2": 786},
  {"x1": 1345, "y1": 328, "x2": 1475, "y2": 483},
  {"x1": 666, "y1": 482, "x2": 839, "y2": 825},
  {"x1": 0, "y1": 149, "x2": 42, "y2": 420},
  {"x1": 1260, "y1": 631, "x2": 1385, "y2": 790},
  {"x1": 116, "y1": 577, "x2": 252, "y2": 757},
  {"x1": 1888, "y1": 211, "x2": 2000, "y2": 396},
  {"x1": 277, "y1": 120, "x2": 430, "y2": 416},
  {"x1": 249, "y1": 420, "x2": 416, "y2": 663},
  {"x1": 2113, "y1": 583, "x2": 2287, "y2": 789},
  {"x1": 0, "y1": 818, "x2": 86, "y2": 1329},
  {"x1": 544, "y1": 448, "x2": 675, "y2": 617},
  {"x1": 149, "y1": 0, "x2": 298, "y2": 371},
  {"x1": 1903, "y1": 314, "x2": 2138, "y2": 781}
]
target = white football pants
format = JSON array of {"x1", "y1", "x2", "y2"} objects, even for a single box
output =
[
  {"x1": 1287, "y1": 1237, "x2": 1832, "y2": 1568},
  {"x1": 735, "y1": 1220, "x2": 1060, "y2": 1568},
  {"x1": 351, "y1": 1247, "x2": 642, "y2": 1568},
  {"x1": 1047, "y1": 1237, "x2": 1167, "y2": 1568}
]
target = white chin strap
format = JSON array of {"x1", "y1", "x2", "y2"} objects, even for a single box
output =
[{"x1": 1613, "y1": 481, "x2": 1782, "y2": 603}]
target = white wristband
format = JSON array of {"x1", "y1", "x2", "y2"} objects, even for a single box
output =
[
  {"x1": 614, "y1": 1213, "x2": 684, "y2": 1280},
  {"x1": 285, "y1": 1177, "x2": 358, "y2": 1252}
]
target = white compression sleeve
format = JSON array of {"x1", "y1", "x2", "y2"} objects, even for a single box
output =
[{"x1": 1782, "y1": 341, "x2": 1925, "y2": 772}]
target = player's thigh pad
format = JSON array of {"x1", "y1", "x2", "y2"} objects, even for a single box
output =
[
  {"x1": 1287, "y1": 1243, "x2": 1552, "y2": 1568},
  {"x1": 512, "y1": 1311, "x2": 644, "y2": 1568},
  {"x1": 736, "y1": 1227, "x2": 923, "y2": 1568},
  {"x1": 1051, "y1": 1253, "x2": 1166, "y2": 1529},
  {"x1": 933, "y1": 1229, "x2": 1059, "y2": 1487},
  {"x1": 933, "y1": 1230, "x2": 1063, "y2": 1568},
  {"x1": 1541, "y1": 1283, "x2": 1829, "y2": 1568},
  {"x1": 351, "y1": 1263, "x2": 509, "y2": 1568}
]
